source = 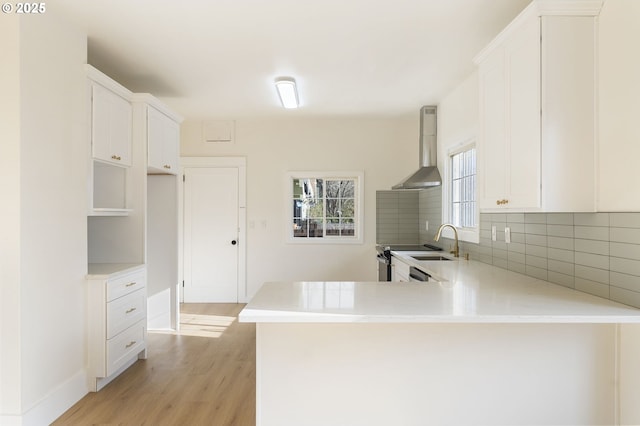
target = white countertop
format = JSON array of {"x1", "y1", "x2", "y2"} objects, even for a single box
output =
[
  {"x1": 239, "y1": 255, "x2": 640, "y2": 324},
  {"x1": 87, "y1": 263, "x2": 145, "y2": 278}
]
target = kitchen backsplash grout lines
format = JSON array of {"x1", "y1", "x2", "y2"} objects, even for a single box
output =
[{"x1": 376, "y1": 189, "x2": 640, "y2": 309}]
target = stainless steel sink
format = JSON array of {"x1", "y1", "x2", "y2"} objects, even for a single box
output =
[{"x1": 410, "y1": 255, "x2": 451, "y2": 261}]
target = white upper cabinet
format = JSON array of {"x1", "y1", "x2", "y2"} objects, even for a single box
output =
[
  {"x1": 86, "y1": 66, "x2": 135, "y2": 215},
  {"x1": 89, "y1": 73, "x2": 133, "y2": 167},
  {"x1": 475, "y1": 0, "x2": 602, "y2": 212},
  {"x1": 147, "y1": 105, "x2": 180, "y2": 174},
  {"x1": 131, "y1": 94, "x2": 182, "y2": 175}
]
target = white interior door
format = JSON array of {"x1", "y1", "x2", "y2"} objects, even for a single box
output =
[{"x1": 183, "y1": 167, "x2": 239, "y2": 303}]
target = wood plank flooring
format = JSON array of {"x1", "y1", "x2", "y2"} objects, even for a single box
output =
[{"x1": 53, "y1": 304, "x2": 256, "y2": 425}]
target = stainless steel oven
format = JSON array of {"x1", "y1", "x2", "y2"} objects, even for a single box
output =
[{"x1": 375, "y1": 244, "x2": 442, "y2": 281}]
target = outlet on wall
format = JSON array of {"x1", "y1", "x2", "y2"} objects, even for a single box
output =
[
  {"x1": 505, "y1": 227, "x2": 511, "y2": 244},
  {"x1": 491, "y1": 225, "x2": 497, "y2": 241},
  {"x1": 425, "y1": 220, "x2": 429, "y2": 231}
]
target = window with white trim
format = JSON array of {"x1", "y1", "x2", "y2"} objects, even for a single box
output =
[
  {"x1": 288, "y1": 172, "x2": 363, "y2": 244},
  {"x1": 442, "y1": 142, "x2": 478, "y2": 244}
]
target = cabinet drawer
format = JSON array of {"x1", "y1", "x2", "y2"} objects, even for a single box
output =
[
  {"x1": 106, "y1": 320, "x2": 145, "y2": 377},
  {"x1": 107, "y1": 288, "x2": 146, "y2": 339},
  {"x1": 106, "y1": 269, "x2": 145, "y2": 302}
]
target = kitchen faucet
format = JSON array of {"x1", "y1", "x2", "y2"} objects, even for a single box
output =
[{"x1": 434, "y1": 223, "x2": 459, "y2": 258}]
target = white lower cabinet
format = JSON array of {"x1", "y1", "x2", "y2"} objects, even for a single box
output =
[
  {"x1": 87, "y1": 264, "x2": 147, "y2": 391},
  {"x1": 391, "y1": 256, "x2": 410, "y2": 282}
]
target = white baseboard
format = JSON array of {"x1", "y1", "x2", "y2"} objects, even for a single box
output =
[{"x1": 0, "y1": 370, "x2": 88, "y2": 426}]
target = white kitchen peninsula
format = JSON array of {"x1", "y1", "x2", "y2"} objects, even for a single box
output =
[{"x1": 240, "y1": 260, "x2": 640, "y2": 426}]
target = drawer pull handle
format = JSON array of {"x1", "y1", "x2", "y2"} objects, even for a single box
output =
[
  {"x1": 163, "y1": 164, "x2": 171, "y2": 169},
  {"x1": 126, "y1": 307, "x2": 137, "y2": 314},
  {"x1": 125, "y1": 282, "x2": 136, "y2": 287},
  {"x1": 496, "y1": 199, "x2": 510, "y2": 206},
  {"x1": 125, "y1": 340, "x2": 136, "y2": 348},
  {"x1": 111, "y1": 155, "x2": 122, "y2": 161}
]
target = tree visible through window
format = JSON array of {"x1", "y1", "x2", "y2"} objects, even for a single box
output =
[{"x1": 291, "y1": 174, "x2": 360, "y2": 241}]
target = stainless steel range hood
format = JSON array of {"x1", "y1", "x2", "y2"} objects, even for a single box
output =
[{"x1": 392, "y1": 106, "x2": 441, "y2": 189}]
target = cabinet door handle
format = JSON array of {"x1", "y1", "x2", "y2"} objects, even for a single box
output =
[
  {"x1": 163, "y1": 164, "x2": 171, "y2": 169},
  {"x1": 111, "y1": 155, "x2": 122, "y2": 161},
  {"x1": 125, "y1": 340, "x2": 136, "y2": 348},
  {"x1": 496, "y1": 199, "x2": 510, "y2": 205},
  {"x1": 125, "y1": 282, "x2": 137, "y2": 287},
  {"x1": 125, "y1": 307, "x2": 137, "y2": 314}
]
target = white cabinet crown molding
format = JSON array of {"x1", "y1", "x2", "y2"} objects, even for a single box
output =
[
  {"x1": 474, "y1": 0, "x2": 603, "y2": 65},
  {"x1": 131, "y1": 93, "x2": 184, "y2": 124},
  {"x1": 85, "y1": 64, "x2": 132, "y2": 101}
]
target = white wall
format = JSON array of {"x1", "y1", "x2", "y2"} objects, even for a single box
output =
[
  {"x1": 181, "y1": 116, "x2": 416, "y2": 298},
  {"x1": 436, "y1": 72, "x2": 479, "y2": 242},
  {"x1": 0, "y1": 14, "x2": 23, "y2": 419},
  {"x1": 597, "y1": 0, "x2": 640, "y2": 211},
  {"x1": 0, "y1": 10, "x2": 88, "y2": 425}
]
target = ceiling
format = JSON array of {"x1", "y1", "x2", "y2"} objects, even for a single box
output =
[{"x1": 55, "y1": 0, "x2": 531, "y2": 120}]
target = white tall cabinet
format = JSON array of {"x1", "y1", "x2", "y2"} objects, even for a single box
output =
[
  {"x1": 132, "y1": 94, "x2": 182, "y2": 330},
  {"x1": 85, "y1": 66, "x2": 148, "y2": 391},
  {"x1": 475, "y1": 0, "x2": 601, "y2": 212}
]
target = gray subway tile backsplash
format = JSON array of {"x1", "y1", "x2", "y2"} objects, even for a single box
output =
[{"x1": 376, "y1": 191, "x2": 640, "y2": 310}]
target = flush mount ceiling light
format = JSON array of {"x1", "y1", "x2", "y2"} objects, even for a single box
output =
[{"x1": 274, "y1": 77, "x2": 299, "y2": 109}]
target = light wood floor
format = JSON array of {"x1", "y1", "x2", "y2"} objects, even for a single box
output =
[{"x1": 53, "y1": 304, "x2": 256, "y2": 425}]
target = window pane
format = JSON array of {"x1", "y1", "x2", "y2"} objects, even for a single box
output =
[
  {"x1": 341, "y1": 198, "x2": 355, "y2": 217},
  {"x1": 290, "y1": 175, "x2": 359, "y2": 242},
  {"x1": 308, "y1": 219, "x2": 324, "y2": 237},
  {"x1": 293, "y1": 218, "x2": 307, "y2": 238},
  {"x1": 449, "y1": 146, "x2": 476, "y2": 230},
  {"x1": 325, "y1": 180, "x2": 354, "y2": 198}
]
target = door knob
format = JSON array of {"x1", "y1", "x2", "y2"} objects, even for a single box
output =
[{"x1": 231, "y1": 240, "x2": 237, "y2": 245}]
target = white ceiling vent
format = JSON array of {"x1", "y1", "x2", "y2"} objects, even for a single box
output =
[{"x1": 203, "y1": 120, "x2": 235, "y2": 143}]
